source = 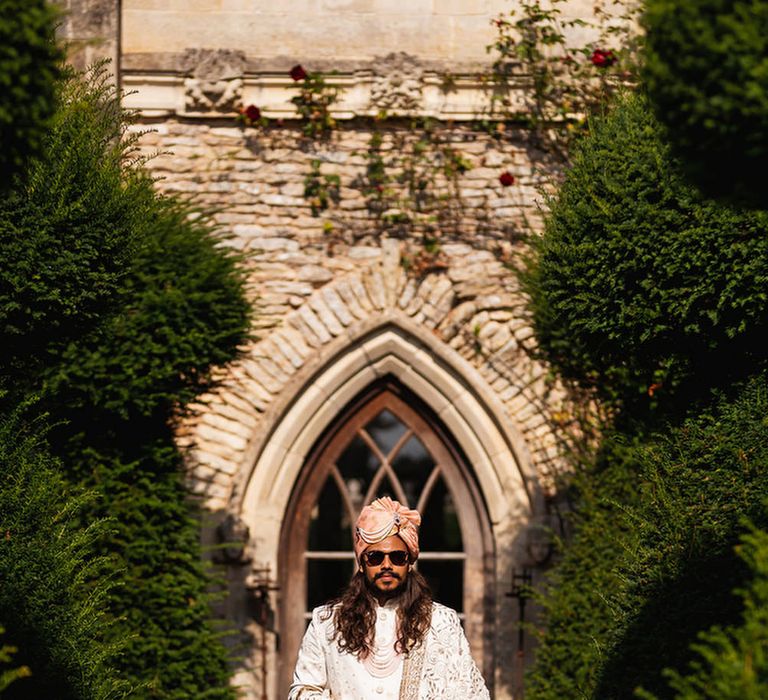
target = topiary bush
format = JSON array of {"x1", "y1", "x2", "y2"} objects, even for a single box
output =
[
  {"x1": 525, "y1": 434, "x2": 644, "y2": 700},
  {"x1": 525, "y1": 90, "x2": 768, "y2": 420},
  {"x1": 527, "y1": 374, "x2": 768, "y2": 700},
  {"x1": 0, "y1": 0, "x2": 62, "y2": 186},
  {"x1": 0, "y1": 409, "x2": 126, "y2": 700},
  {"x1": 40, "y1": 195, "x2": 250, "y2": 698},
  {"x1": 0, "y1": 64, "x2": 250, "y2": 698},
  {"x1": 640, "y1": 525, "x2": 768, "y2": 700},
  {"x1": 642, "y1": 0, "x2": 768, "y2": 206},
  {"x1": 0, "y1": 64, "x2": 152, "y2": 406}
]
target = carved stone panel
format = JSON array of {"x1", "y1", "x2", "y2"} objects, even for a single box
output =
[
  {"x1": 182, "y1": 48, "x2": 246, "y2": 113},
  {"x1": 369, "y1": 52, "x2": 424, "y2": 113}
]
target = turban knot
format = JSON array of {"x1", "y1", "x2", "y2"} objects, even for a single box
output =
[{"x1": 354, "y1": 496, "x2": 421, "y2": 562}]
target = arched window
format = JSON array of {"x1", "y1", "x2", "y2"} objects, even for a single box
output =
[{"x1": 279, "y1": 377, "x2": 494, "y2": 695}]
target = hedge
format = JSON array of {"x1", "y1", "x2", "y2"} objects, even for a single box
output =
[
  {"x1": 0, "y1": 64, "x2": 250, "y2": 698},
  {"x1": 643, "y1": 0, "x2": 768, "y2": 206},
  {"x1": 525, "y1": 90, "x2": 768, "y2": 420},
  {"x1": 641, "y1": 525, "x2": 768, "y2": 700},
  {"x1": 0, "y1": 0, "x2": 61, "y2": 186},
  {"x1": 0, "y1": 410, "x2": 126, "y2": 700},
  {"x1": 0, "y1": 65, "x2": 151, "y2": 407},
  {"x1": 527, "y1": 375, "x2": 768, "y2": 699}
]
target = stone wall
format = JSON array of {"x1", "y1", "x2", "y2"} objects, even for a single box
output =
[
  {"x1": 134, "y1": 119, "x2": 573, "y2": 505},
  {"x1": 56, "y1": 0, "x2": 120, "y2": 75},
  {"x1": 130, "y1": 119, "x2": 579, "y2": 698},
  {"x1": 122, "y1": 0, "x2": 599, "y2": 65}
]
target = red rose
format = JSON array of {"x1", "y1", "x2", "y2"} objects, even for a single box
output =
[
  {"x1": 290, "y1": 64, "x2": 308, "y2": 81},
  {"x1": 499, "y1": 171, "x2": 515, "y2": 187},
  {"x1": 590, "y1": 49, "x2": 616, "y2": 68},
  {"x1": 244, "y1": 104, "x2": 261, "y2": 121}
]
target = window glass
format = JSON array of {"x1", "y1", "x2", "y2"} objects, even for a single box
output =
[
  {"x1": 374, "y1": 474, "x2": 398, "y2": 501},
  {"x1": 390, "y1": 434, "x2": 434, "y2": 509},
  {"x1": 419, "y1": 477, "x2": 463, "y2": 551},
  {"x1": 307, "y1": 476, "x2": 352, "y2": 551},
  {"x1": 307, "y1": 558, "x2": 356, "y2": 609},
  {"x1": 337, "y1": 433, "x2": 378, "y2": 502},
  {"x1": 418, "y1": 559, "x2": 464, "y2": 613},
  {"x1": 365, "y1": 409, "x2": 408, "y2": 457}
]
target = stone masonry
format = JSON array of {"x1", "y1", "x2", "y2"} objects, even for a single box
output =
[{"x1": 133, "y1": 121, "x2": 576, "y2": 512}]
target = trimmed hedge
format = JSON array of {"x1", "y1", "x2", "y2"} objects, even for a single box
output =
[
  {"x1": 0, "y1": 0, "x2": 61, "y2": 186},
  {"x1": 0, "y1": 66, "x2": 151, "y2": 406},
  {"x1": 0, "y1": 410, "x2": 126, "y2": 700},
  {"x1": 643, "y1": 0, "x2": 768, "y2": 206},
  {"x1": 525, "y1": 436, "x2": 643, "y2": 699},
  {"x1": 527, "y1": 375, "x2": 768, "y2": 700},
  {"x1": 642, "y1": 526, "x2": 768, "y2": 700},
  {"x1": 0, "y1": 65, "x2": 250, "y2": 698},
  {"x1": 525, "y1": 90, "x2": 768, "y2": 419}
]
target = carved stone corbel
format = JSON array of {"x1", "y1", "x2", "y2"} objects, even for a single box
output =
[
  {"x1": 369, "y1": 51, "x2": 424, "y2": 113},
  {"x1": 181, "y1": 48, "x2": 246, "y2": 114}
]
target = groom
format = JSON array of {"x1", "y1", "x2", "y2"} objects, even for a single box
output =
[{"x1": 289, "y1": 496, "x2": 490, "y2": 699}]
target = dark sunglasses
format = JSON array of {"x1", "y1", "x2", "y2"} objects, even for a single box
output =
[{"x1": 362, "y1": 550, "x2": 409, "y2": 567}]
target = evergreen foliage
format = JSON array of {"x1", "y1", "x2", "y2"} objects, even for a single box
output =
[
  {"x1": 1, "y1": 625, "x2": 30, "y2": 693},
  {"x1": 641, "y1": 526, "x2": 768, "y2": 700},
  {"x1": 0, "y1": 65, "x2": 250, "y2": 697},
  {"x1": 525, "y1": 436, "x2": 643, "y2": 699},
  {"x1": 0, "y1": 0, "x2": 61, "y2": 186},
  {"x1": 527, "y1": 376, "x2": 768, "y2": 699},
  {"x1": 525, "y1": 91, "x2": 768, "y2": 418},
  {"x1": 0, "y1": 410, "x2": 126, "y2": 700},
  {"x1": 0, "y1": 66, "x2": 151, "y2": 405},
  {"x1": 642, "y1": 0, "x2": 768, "y2": 206}
]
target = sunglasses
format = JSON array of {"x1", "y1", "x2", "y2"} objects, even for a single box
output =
[{"x1": 362, "y1": 550, "x2": 409, "y2": 567}]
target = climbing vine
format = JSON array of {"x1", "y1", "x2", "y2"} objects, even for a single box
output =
[
  {"x1": 233, "y1": 2, "x2": 642, "y2": 264},
  {"x1": 303, "y1": 158, "x2": 340, "y2": 216},
  {"x1": 289, "y1": 64, "x2": 342, "y2": 139},
  {"x1": 486, "y1": 0, "x2": 641, "y2": 158}
]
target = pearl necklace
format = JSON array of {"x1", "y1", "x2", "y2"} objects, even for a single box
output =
[{"x1": 362, "y1": 609, "x2": 402, "y2": 678}]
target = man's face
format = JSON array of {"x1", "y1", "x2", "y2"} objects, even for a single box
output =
[{"x1": 360, "y1": 534, "x2": 410, "y2": 598}]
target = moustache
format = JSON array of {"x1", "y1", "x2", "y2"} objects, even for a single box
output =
[{"x1": 375, "y1": 571, "x2": 401, "y2": 581}]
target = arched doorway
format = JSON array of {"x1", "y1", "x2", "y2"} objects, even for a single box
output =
[{"x1": 278, "y1": 376, "x2": 495, "y2": 696}]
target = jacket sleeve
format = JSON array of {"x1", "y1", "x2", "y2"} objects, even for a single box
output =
[
  {"x1": 431, "y1": 606, "x2": 490, "y2": 700},
  {"x1": 453, "y1": 615, "x2": 490, "y2": 700},
  {"x1": 287, "y1": 613, "x2": 332, "y2": 700}
]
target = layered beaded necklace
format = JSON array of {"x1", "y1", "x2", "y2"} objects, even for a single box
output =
[{"x1": 362, "y1": 606, "x2": 402, "y2": 678}]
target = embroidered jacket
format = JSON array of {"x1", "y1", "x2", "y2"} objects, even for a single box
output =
[{"x1": 289, "y1": 601, "x2": 490, "y2": 700}]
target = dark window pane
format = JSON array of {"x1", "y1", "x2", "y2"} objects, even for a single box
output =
[
  {"x1": 308, "y1": 477, "x2": 353, "y2": 551},
  {"x1": 419, "y1": 560, "x2": 463, "y2": 613},
  {"x1": 420, "y1": 478, "x2": 463, "y2": 551},
  {"x1": 337, "y1": 434, "x2": 379, "y2": 512},
  {"x1": 307, "y1": 558, "x2": 356, "y2": 610},
  {"x1": 391, "y1": 434, "x2": 434, "y2": 509},
  {"x1": 374, "y1": 473, "x2": 399, "y2": 502},
  {"x1": 365, "y1": 410, "x2": 407, "y2": 457}
]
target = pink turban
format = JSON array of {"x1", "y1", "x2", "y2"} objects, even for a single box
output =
[{"x1": 354, "y1": 497, "x2": 421, "y2": 562}]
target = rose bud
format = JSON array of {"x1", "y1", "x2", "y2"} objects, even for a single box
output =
[
  {"x1": 244, "y1": 105, "x2": 261, "y2": 121},
  {"x1": 499, "y1": 171, "x2": 515, "y2": 187},
  {"x1": 290, "y1": 64, "x2": 308, "y2": 81}
]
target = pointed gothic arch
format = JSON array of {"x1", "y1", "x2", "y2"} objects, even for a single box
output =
[
  {"x1": 278, "y1": 375, "x2": 495, "y2": 696},
  {"x1": 234, "y1": 315, "x2": 545, "y2": 698}
]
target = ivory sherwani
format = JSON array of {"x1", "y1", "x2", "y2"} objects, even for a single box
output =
[{"x1": 289, "y1": 601, "x2": 490, "y2": 700}]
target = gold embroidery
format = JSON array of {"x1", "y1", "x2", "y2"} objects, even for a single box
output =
[{"x1": 398, "y1": 639, "x2": 426, "y2": 700}]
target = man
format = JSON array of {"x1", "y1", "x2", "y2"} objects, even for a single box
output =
[{"x1": 289, "y1": 496, "x2": 490, "y2": 699}]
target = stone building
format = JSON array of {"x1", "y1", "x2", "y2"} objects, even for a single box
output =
[{"x1": 60, "y1": 2, "x2": 609, "y2": 698}]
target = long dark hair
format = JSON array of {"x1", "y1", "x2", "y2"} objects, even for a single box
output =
[{"x1": 324, "y1": 568, "x2": 433, "y2": 657}]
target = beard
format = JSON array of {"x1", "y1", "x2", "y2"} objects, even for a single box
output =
[{"x1": 365, "y1": 570, "x2": 406, "y2": 600}]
